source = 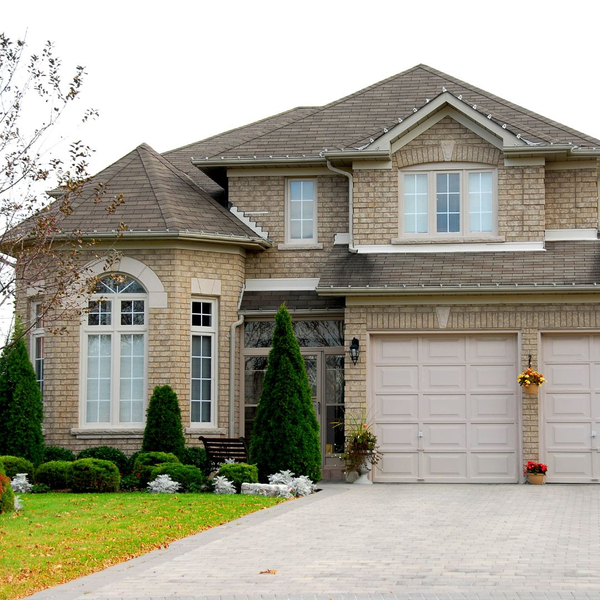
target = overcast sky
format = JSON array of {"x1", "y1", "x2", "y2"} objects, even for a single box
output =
[{"x1": 2, "y1": 0, "x2": 599, "y2": 335}]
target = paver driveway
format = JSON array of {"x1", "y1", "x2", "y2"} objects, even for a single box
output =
[{"x1": 30, "y1": 483, "x2": 600, "y2": 600}]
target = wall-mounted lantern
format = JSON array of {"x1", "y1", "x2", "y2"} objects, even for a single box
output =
[{"x1": 350, "y1": 337, "x2": 360, "y2": 365}]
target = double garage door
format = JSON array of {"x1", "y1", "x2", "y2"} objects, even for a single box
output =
[{"x1": 371, "y1": 334, "x2": 519, "y2": 483}]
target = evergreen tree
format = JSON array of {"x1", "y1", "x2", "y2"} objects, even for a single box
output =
[
  {"x1": 0, "y1": 320, "x2": 44, "y2": 464},
  {"x1": 142, "y1": 385, "x2": 185, "y2": 459},
  {"x1": 249, "y1": 305, "x2": 321, "y2": 482}
]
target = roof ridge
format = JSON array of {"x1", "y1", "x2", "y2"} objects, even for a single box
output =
[{"x1": 135, "y1": 144, "x2": 170, "y2": 229}]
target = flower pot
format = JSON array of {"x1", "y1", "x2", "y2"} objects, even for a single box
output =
[
  {"x1": 524, "y1": 384, "x2": 539, "y2": 395},
  {"x1": 527, "y1": 473, "x2": 545, "y2": 485},
  {"x1": 354, "y1": 453, "x2": 374, "y2": 485}
]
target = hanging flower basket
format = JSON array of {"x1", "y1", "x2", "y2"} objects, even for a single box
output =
[{"x1": 518, "y1": 368, "x2": 545, "y2": 394}]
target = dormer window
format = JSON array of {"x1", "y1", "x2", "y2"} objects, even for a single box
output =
[{"x1": 400, "y1": 164, "x2": 496, "y2": 239}]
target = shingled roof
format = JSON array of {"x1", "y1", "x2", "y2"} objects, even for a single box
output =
[
  {"x1": 192, "y1": 65, "x2": 600, "y2": 161},
  {"x1": 317, "y1": 242, "x2": 600, "y2": 294},
  {"x1": 45, "y1": 143, "x2": 267, "y2": 245}
]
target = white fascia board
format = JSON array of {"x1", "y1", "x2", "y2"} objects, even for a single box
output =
[
  {"x1": 366, "y1": 93, "x2": 526, "y2": 153},
  {"x1": 545, "y1": 229, "x2": 598, "y2": 241},
  {"x1": 354, "y1": 242, "x2": 544, "y2": 254},
  {"x1": 245, "y1": 278, "x2": 320, "y2": 291}
]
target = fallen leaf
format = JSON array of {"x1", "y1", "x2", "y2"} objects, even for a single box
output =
[{"x1": 259, "y1": 569, "x2": 277, "y2": 575}]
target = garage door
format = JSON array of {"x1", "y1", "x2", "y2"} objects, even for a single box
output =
[
  {"x1": 541, "y1": 335, "x2": 600, "y2": 483},
  {"x1": 371, "y1": 335, "x2": 519, "y2": 483}
]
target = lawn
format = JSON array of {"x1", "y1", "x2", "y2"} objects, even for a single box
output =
[{"x1": 0, "y1": 492, "x2": 284, "y2": 600}]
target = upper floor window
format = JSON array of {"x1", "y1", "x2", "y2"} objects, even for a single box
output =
[
  {"x1": 31, "y1": 302, "x2": 44, "y2": 399},
  {"x1": 400, "y1": 166, "x2": 496, "y2": 238},
  {"x1": 83, "y1": 274, "x2": 147, "y2": 426},
  {"x1": 286, "y1": 179, "x2": 317, "y2": 244}
]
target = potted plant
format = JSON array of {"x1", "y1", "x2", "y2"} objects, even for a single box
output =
[
  {"x1": 518, "y1": 368, "x2": 546, "y2": 395},
  {"x1": 524, "y1": 461, "x2": 548, "y2": 485},
  {"x1": 341, "y1": 415, "x2": 382, "y2": 485}
]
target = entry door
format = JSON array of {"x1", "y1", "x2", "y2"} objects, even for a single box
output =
[{"x1": 302, "y1": 352, "x2": 345, "y2": 475}]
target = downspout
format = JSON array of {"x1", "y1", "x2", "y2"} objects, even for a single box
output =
[
  {"x1": 326, "y1": 160, "x2": 357, "y2": 253},
  {"x1": 229, "y1": 314, "x2": 244, "y2": 437}
]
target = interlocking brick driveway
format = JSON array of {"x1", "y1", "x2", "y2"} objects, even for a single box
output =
[{"x1": 30, "y1": 483, "x2": 600, "y2": 600}]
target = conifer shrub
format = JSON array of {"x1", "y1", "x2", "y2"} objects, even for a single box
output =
[
  {"x1": 127, "y1": 451, "x2": 142, "y2": 474},
  {"x1": 0, "y1": 320, "x2": 44, "y2": 465},
  {"x1": 150, "y1": 464, "x2": 207, "y2": 492},
  {"x1": 0, "y1": 455, "x2": 35, "y2": 481},
  {"x1": 132, "y1": 452, "x2": 180, "y2": 487},
  {"x1": 0, "y1": 471, "x2": 14, "y2": 513},
  {"x1": 35, "y1": 461, "x2": 73, "y2": 490},
  {"x1": 142, "y1": 385, "x2": 185, "y2": 459},
  {"x1": 77, "y1": 446, "x2": 128, "y2": 474},
  {"x1": 181, "y1": 447, "x2": 209, "y2": 475},
  {"x1": 43, "y1": 446, "x2": 76, "y2": 463},
  {"x1": 249, "y1": 305, "x2": 321, "y2": 482},
  {"x1": 217, "y1": 462, "x2": 258, "y2": 493},
  {"x1": 70, "y1": 458, "x2": 120, "y2": 493}
]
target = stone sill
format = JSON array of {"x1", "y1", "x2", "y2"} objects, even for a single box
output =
[
  {"x1": 71, "y1": 428, "x2": 144, "y2": 440},
  {"x1": 277, "y1": 243, "x2": 324, "y2": 250},
  {"x1": 391, "y1": 235, "x2": 505, "y2": 244},
  {"x1": 185, "y1": 427, "x2": 228, "y2": 436}
]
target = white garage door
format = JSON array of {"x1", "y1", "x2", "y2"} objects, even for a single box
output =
[
  {"x1": 371, "y1": 335, "x2": 519, "y2": 483},
  {"x1": 542, "y1": 335, "x2": 600, "y2": 483}
]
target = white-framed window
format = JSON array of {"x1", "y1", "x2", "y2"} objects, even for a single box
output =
[
  {"x1": 190, "y1": 299, "x2": 217, "y2": 426},
  {"x1": 286, "y1": 179, "x2": 317, "y2": 244},
  {"x1": 82, "y1": 274, "x2": 147, "y2": 426},
  {"x1": 31, "y1": 302, "x2": 44, "y2": 399},
  {"x1": 400, "y1": 165, "x2": 497, "y2": 238}
]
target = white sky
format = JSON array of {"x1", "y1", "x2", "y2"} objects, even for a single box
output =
[{"x1": 2, "y1": 0, "x2": 600, "y2": 336}]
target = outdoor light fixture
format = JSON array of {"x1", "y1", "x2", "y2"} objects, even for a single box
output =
[{"x1": 350, "y1": 337, "x2": 360, "y2": 365}]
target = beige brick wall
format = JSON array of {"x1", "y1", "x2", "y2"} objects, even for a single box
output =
[
  {"x1": 545, "y1": 167, "x2": 598, "y2": 230},
  {"x1": 27, "y1": 245, "x2": 245, "y2": 456},
  {"x1": 352, "y1": 116, "x2": 547, "y2": 244},
  {"x1": 229, "y1": 175, "x2": 348, "y2": 279},
  {"x1": 344, "y1": 300, "x2": 600, "y2": 469}
]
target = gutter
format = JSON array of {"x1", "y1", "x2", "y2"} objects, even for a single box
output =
[
  {"x1": 326, "y1": 161, "x2": 357, "y2": 253},
  {"x1": 229, "y1": 314, "x2": 244, "y2": 437}
]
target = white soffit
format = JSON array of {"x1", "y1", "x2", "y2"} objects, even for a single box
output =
[
  {"x1": 545, "y1": 229, "x2": 598, "y2": 241},
  {"x1": 354, "y1": 242, "x2": 545, "y2": 254},
  {"x1": 245, "y1": 278, "x2": 320, "y2": 291}
]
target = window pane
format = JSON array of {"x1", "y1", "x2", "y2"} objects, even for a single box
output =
[
  {"x1": 437, "y1": 214, "x2": 447, "y2": 232},
  {"x1": 119, "y1": 334, "x2": 144, "y2": 423},
  {"x1": 94, "y1": 274, "x2": 145, "y2": 294},
  {"x1": 244, "y1": 320, "x2": 344, "y2": 348},
  {"x1": 469, "y1": 172, "x2": 493, "y2": 233},
  {"x1": 290, "y1": 200, "x2": 301, "y2": 219},
  {"x1": 201, "y1": 402, "x2": 211, "y2": 423},
  {"x1": 404, "y1": 174, "x2": 428, "y2": 234},
  {"x1": 88, "y1": 300, "x2": 112, "y2": 326},
  {"x1": 191, "y1": 334, "x2": 212, "y2": 423},
  {"x1": 449, "y1": 173, "x2": 460, "y2": 193},
  {"x1": 303, "y1": 219, "x2": 314, "y2": 239},
  {"x1": 191, "y1": 301, "x2": 212, "y2": 328},
  {"x1": 436, "y1": 174, "x2": 460, "y2": 234},
  {"x1": 302, "y1": 181, "x2": 314, "y2": 199},
  {"x1": 290, "y1": 218, "x2": 302, "y2": 239},
  {"x1": 244, "y1": 356, "x2": 268, "y2": 404},
  {"x1": 87, "y1": 334, "x2": 111, "y2": 423},
  {"x1": 132, "y1": 401, "x2": 144, "y2": 423},
  {"x1": 290, "y1": 180, "x2": 302, "y2": 200}
]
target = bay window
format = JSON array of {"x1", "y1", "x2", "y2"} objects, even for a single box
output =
[{"x1": 190, "y1": 299, "x2": 216, "y2": 426}]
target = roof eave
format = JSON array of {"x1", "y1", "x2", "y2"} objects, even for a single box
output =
[{"x1": 503, "y1": 145, "x2": 600, "y2": 158}]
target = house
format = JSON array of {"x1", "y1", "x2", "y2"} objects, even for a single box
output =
[{"x1": 23, "y1": 64, "x2": 600, "y2": 483}]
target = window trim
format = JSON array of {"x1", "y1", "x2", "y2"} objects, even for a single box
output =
[
  {"x1": 79, "y1": 277, "x2": 149, "y2": 428},
  {"x1": 285, "y1": 178, "x2": 318, "y2": 245},
  {"x1": 189, "y1": 298, "x2": 218, "y2": 428},
  {"x1": 398, "y1": 163, "x2": 498, "y2": 240}
]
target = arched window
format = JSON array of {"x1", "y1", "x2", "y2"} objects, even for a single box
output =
[{"x1": 83, "y1": 274, "x2": 147, "y2": 426}]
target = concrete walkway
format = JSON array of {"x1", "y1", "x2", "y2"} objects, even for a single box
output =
[{"x1": 29, "y1": 483, "x2": 600, "y2": 600}]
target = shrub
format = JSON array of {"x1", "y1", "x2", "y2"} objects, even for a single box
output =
[
  {"x1": 148, "y1": 474, "x2": 180, "y2": 494},
  {"x1": 0, "y1": 455, "x2": 35, "y2": 481},
  {"x1": 132, "y1": 452, "x2": 180, "y2": 487},
  {"x1": 70, "y1": 459, "x2": 120, "y2": 493},
  {"x1": 213, "y1": 476, "x2": 236, "y2": 495},
  {"x1": 218, "y1": 462, "x2": 258, "y2": 493},
  {"x1": 0, "y1": 320, "x2": 44, "y2": 465},
  {"x1": 10, "y1": 473, "x2": 33, "y2": 493},
  {"x1": 127, "y1": 451, "x2": 142, "y2": 474},
  {"x1": 249, "y1": 305, "x2": 321, "y2": 482},
  {"x1": 31, "y1": 483, "x2": 50, "y2": 494},
  {"x1": 77, "y1": 446, "x2": 128, "y2": 474},
  {"x1": 181, "y1": 446, "x2": 209, "y2": 475},
  {"x1": 120, "y1": 473, "x2": 142, "y2": 492},
  {"x1": 142, "y1": 385, "x2": 185, "y2": 459},
  {"x1": 0, "y1": 472, "x2": 15, "y2": 513},
  {"x1": 150, "y1": 463, "x2": 207, "y2": 492},
  {"x1": 43, "y1": 446, "x2": 76, "y2": 463},
  {"x1": 35, "y1": 461, "x2": 73, "y2": 490}
]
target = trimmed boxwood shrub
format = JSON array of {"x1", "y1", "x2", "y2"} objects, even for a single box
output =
[
  {"x1": 150, "y1": 463, "x2": 207, "y2": 492},
  {"x1": 35, "y1": 461, "x2": 73, "y2": 490},
  {"x1": 70, "y1": 459, "x2": 120, "y2": 493},
  {"x1": 0, "y1": 455, "x2": 35, "y2": 481},
  {"x1": 77, "y1": 446, "x2": 128, "y2": 475},
  {"x1": 217, "y1": 463, "x2": 259, "y2": 493},
  {"x1": 127, "y1": 451, "x2": 142, "y2": 474},
  {"x1": 181, "y1": 447, "x2": 209, "y2": 475},
  {"x1": 133, "y1": 452, "x2": 180, "y2": 487},
  {"x1": 43, "y1": 446, "x2": 76, "y2": 463},
  {"x1": 142, "y1": 385, "x2": 185, "y2": 459}
]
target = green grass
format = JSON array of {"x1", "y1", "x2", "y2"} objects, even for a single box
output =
[{"x1": 0, "y1": 492, "x2": 284, "y2": 599}]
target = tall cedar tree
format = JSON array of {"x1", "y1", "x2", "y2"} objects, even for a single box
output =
[
  {"x1": 249, "y1": 305, "x2": 321, "y2": 482},
  {"x1": 0, "y1": 320, "x2": 44, "y2": 464},
  {"x1": 142, "y1": 385, "x2": 185, "y2": 459}
]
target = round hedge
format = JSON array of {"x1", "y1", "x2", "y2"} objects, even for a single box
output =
[
  {"x1": 43, "y1": 446, "x2": 76, "y2": 463},
  {"x1": 70, "y1": 458, "x2": 120, "y2": 493},
  {"x1": 35, "y1": 461, "x2": 73, "y2": 490},
  {"x1": 0, "y1": 455, "x2": 35, "y2": 481},
  {"x1": 133, "y1": 452, "x2": 180, "y2": 487},
  {"x1": 217, "y1": 463, "x2": 259, "y2": 493},
  {"x1": 149, "y1": 463, "x2": 207, "y2": 492},
  {"x1": 181, "y1": 447, "x2": 209, "y2": 475},
  {"x1": 77, "y1": 446, "x2": 128, "y2": 474}
]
